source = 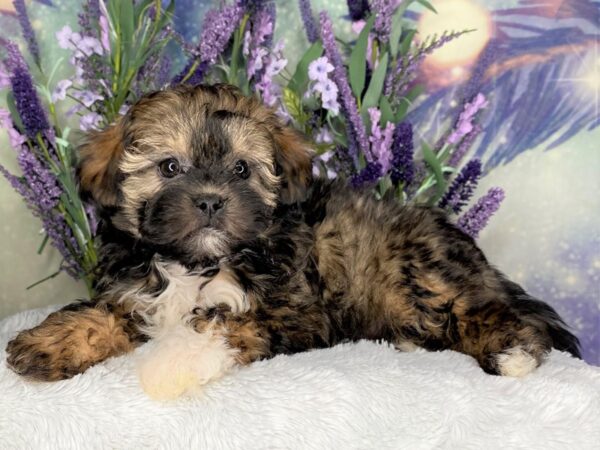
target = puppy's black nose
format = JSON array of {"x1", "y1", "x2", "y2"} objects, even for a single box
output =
[{"x1": 195, "y1": 194, "x2": 224, "y2": 217}]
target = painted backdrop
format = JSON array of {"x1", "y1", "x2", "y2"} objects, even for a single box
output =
[{"x1": 0, "y1": 0, "x2": 598, "y2": 364}]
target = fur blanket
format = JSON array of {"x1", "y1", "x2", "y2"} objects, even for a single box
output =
[{"x1": 1, "y1": 306, "x2": 599, "y2": 449}]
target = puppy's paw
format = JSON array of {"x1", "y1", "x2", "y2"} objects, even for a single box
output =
[
  {"x1": 137, "y1": 324, "x2": 239, "y2": 401},
  {"x1": 495, "y1": 346, "x2": 540, "y2": 377},
  {"x1": 199, "y1": 274, "x2": 248, "y2": 314},
  {"x1": 6, "y1": 309, "x2": 133, "y2": 381}
]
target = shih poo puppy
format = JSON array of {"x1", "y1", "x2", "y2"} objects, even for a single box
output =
[{"x1": 6, "y1": 84, "x2": 580, "y2": 399}]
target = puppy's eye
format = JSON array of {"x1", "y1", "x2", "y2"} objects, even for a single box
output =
[
  {"x1": 158, "y1": 158, "x2": 181, "y2": 178},
  {"x1": 233, "y1": 160, "x2": 250, "y2": 179}
]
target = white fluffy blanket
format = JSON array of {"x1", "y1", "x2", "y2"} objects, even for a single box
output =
[{"x1": 0, "y1": 306, "x2": 598, "y2": 450}]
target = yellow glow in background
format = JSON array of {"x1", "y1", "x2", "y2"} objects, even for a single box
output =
[{"x1": 418, "y1": 0, "x2": 492, "y2": 69}]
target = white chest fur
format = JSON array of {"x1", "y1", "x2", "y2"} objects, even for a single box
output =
[
  {"x1": 129, "y1": 262, "x2": 247, "y2": 338},
  {"x1": 133, "y1": 262, "x2": 248, "y2": 400}
]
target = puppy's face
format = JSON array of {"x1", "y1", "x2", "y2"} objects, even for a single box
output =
[{"x1": 78, "y1": 84, "x2": 312, "y2": 260}]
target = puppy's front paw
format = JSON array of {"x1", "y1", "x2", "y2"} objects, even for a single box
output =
[
  {"x1": 6, "y1": 308, "x2": 133, "y2": 381},
  {"x1": 198, "y1": 269, "x2": 248, "y2": 314},
  {"x1": 137, "y1": 324, "x2": 239, "y2": 401}
]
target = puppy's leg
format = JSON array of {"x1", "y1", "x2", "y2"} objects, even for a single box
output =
[
  {"x1": 452, "y1": 295, "x2": 553, "y2": 377},
  {"x1": 137, "y1": 309, "x2": 269, "y2": 400},
  {"x1": 6, "y1": 300, "x2": 139, "y2": 381},
  {"x1": 199, "y1": 268, "x2": 248, "y2": 313}
]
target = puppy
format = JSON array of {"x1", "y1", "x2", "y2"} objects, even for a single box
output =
[{"x1": 6, "y1": 84, "x2": 580, "y2": 399}]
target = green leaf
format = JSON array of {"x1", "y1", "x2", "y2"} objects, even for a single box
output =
[
  {"x1": 360, "y1": 52, "x2": 389, "y2": 116},
  {"x1": 379, "y1": 96, "x2": 394, "y2": 125},
  {"x1": 394, "y1": 84, "x2": 424, "y2": 122},
  {"x1": 349, "y1": 15, "x2": 375, "y2": 100},
  {"x1": 422, "y1": 141, "x2": 447, "y2": 204},
  {"x1": 389, "y1": 8, "x2": 404, "y2": 58},
  {"x1": 395, "y1": 100, "x2": 409, "y2": 123},
  {"x1": 5, "y1": 92, "x2": 25, "y2": 134},
  {"x1": 417, "y1": 0, "x2": 437, "y2": 13},
  {"x1": 282, "y1": 88, "x2": 304, "y2": 124},
  {"x1": 400, "y1": 29, "x2": 417, "y2": 56},
  {"x1": 119, "y1": 1, "x2": 135, "y2": 46},
  {"x1": 288, "y1": 41, "x2": 323, "y2": 93},
  {"x1": 405, "y1": 84, "x2": 425, "y2": 102}
]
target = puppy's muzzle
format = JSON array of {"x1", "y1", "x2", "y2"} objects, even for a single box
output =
[{"x1": 194, "y1": 194, "x2": 225, "y2": 219}]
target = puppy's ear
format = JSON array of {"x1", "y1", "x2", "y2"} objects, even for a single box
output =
[
  {"x1": 272, "y1": 125, "x2": 314, "y2": 204},
  {"x1": 78, "y1": 121, "x2": 124, "y2": 207}
]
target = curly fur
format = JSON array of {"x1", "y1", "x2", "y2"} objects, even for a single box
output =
[{"x1": 5, "y1": 84, "x2": 580, "y2": 396}]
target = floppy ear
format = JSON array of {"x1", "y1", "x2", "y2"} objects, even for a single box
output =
[
  {"x1": 272, "y1": 125, "x2": 314, "y2": 204},
  {"x1": 78, "y1": 121, "x2": 125, "y2": 207}
]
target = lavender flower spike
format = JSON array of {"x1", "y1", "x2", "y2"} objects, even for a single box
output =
[
  {"x1": 448, "y1": 124, "x2": 481, "y2": 167},
  {"x1": 320, "y1": 11, "x2": 369, "y2": 165},
  {"x1": 174, "y1": 2, "x2": 244, "y2": 84},
  {"x1": 371, "y1": 0, "x2": 398, "y2": 43},
  {"x1": 13, "y1": 0, "x2": 41, "y2": 66},
  {"x1": 457, "y1": 187, "x2": 505, "y2": 238},
  {"x1": 199, "y1": 3, "x2": 245, "y2": 65},
  {"x1": 390, "y1": 121, "x2": 414, "y2": 186},
  {"x1": 4, "y1": 42, "x2": 50, "y2": 139},
  {"x1": 351, "y1": 161, "x2": 382, "y2": 187},
  {"x1": 298, "y1": 0, "x2": 318, "y2": 43},
  {"x1": 447, "y1": 93, "x2": 488, "y2": 145},
  {"x1": 439, "y1": 159, "x2": 482, "y2": 214}
]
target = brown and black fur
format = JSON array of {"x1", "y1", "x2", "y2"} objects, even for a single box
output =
[{"x1": 6, "y1": 84, "x2": 580, "y2": 382}]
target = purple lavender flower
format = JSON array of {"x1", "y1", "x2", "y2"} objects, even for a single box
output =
[
  {"x1": 199, "y1": 3, "x2": 245, "y2": 65},
  {"x1": 390, "y1": 121, "x2": 414, "y2": 186},
  {"x1": 51, "y1": 79, "x2": 73, "y2": 103},
  {"x1": 0, "y1": 142, "x2": 83, "y2": 277},
  {"x1": 314, "y1": 127, "x2": 333, "y2": 144},
  {"x1": 346, "y1": 0, "x2": 370, "y2": 21},
  {"x1": 351, "y1": 161, "x2": 382, "y2": 187},
  {"x1": 84, "y1": 203, "x2": 99, "y2": 236},
  {"x1": 320, "y1": 11, "x2": 369, "y2": 166},
  {"x1": 299, "y1": 0, "x2": 318, "y2": 44},
  {"x1": 371, "y1": 0, "x2": 399, "y2": 43},
  {"x1": 0, "y1": 63, "x2": 10, "y2": 89},
  {"x1": 16, "y1": 149, "x2": 62, "y2": 211},
  {"x1": 447, "y1": 93, "x2": 488, "y2": 144},
  {"x1": 0, "y1": 164, "x2": 30, "y2": 200},
  {"x1": 314, "y1": 79, "x2": 338, "y2": 102},
  {"x1": 448, "y1": 124, "x2": 481, "y2": 167},
  {"x1": 13, "y1": 0, "x2": 40, "y2": 65},
  {"x1": 80, "y1": 112, "x2": 103, "y2": 131},
  {"x1": 265, "y1": 56, "x2": 287, "y2": 78},
  {"x1": 255, "y1": 43, "x2": 287, "y2": 107},
  {"x1": 99, "y1": 14, "x2": 110, "y2": 52},
  {"x1": 261, "y1": 2, "x2": 276, "y2": 50},
  {"x1": 385, "y1": 30, "x2": 466, "y2": 99},
  {"x1": 457, "y1": 187, "x2": 505, "y2": 238},
  {"x1": 56, "y1": 25, "x2": 80, "y2": 50},
  {"x1": 247, "y1": 4, "x2": 274, "y2": 51},
  {"x1": 78, "y1": 0, "x2": 101, "y2": 39},
  {"x1": 439, "y1": 159, "x2": 482, "y2": 214},
  {"x1": 322, "y1": 98, "x2": 341, "y2": 115},
  {"x1": 76, "y1": 36, "x2": 104, "y2": 57},
  {"x1": 73, "y1": 90, "x2": 103, "y2": 108},
  {"x1": 308, "y1": 57, "x2": 334, "y2": 83},
  {"x1": 4, "y1": 42, "x2": 50, "y2": 139},
  {"x1": 247, "y1": 47, "x2": 268, "y2": 78},
  {"x1": 174, "y1": 2, "x2": 245, "y2": 84},
  {"x1": 367, "y1": 108, "x2": 395, "y2": 173},
  {"x1": 0, "y1": 108, "x2": 27, "y2": 148}
]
